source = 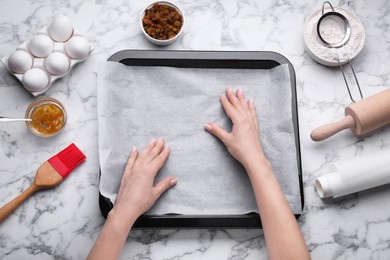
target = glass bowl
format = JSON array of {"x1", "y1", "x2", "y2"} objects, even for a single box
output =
[{"x1": 25, "y1": 97, "x2": 67, "y2": 137}]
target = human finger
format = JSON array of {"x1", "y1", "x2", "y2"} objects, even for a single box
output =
[
  {"x1": 145, "y1": 138, "x2": 165, "y2": 163},
  {"x1": 221, "y1": 95, "x2": 237, "y2": 120},
  {"x1": 150, "y1": 146, "x2": 170, "y2": 175},
  {"x1": 139, "y1": 138, "x2": 157, "y2": 160},
  {"x1": 204, "y1": 122, "x2": 230, "y2": 143},
  {"x1": 248, "y1": 98, "x2": 259, "y2": 132},
  {"x1": 236, "y1": 88, "x2": 249, "y2": 109},
  {"x1": 153, "y1": 177, "x2": 177, "y2": 200},
  {"x1": 226, "y1": 87, "x2": 241, "y2": 109},
  {"x1": 123, "y1": 147, "x2": 138, "y2": 176}
]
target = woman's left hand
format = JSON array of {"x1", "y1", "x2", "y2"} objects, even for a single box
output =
[{"x1": 112, "y1": 138, "x2": 177, "y2": 224}]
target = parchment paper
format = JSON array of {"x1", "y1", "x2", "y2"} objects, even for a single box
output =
[
  {"x1": 316, "y1": 150, "x2": 390, "y2": 198},
  {"x1": 97, "y1": 62, "x2": 302, "y2": 215}
]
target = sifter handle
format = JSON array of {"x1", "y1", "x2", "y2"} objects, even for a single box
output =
[{"x1": 311, "y1": 115, "x2": 355, "y2": 141}]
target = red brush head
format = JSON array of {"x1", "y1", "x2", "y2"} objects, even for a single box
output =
[{"x1": 48, "y1": 143, "x2": 86, "y2": 178}]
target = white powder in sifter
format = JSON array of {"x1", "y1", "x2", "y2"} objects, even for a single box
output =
[
  {"x1": 304, "y1": 7, "x2": 365, "y2": 66},
  {"x1": 318, "y1": 16, "x2": 347, "y2": 44}
]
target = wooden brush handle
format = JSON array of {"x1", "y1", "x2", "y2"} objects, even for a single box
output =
[
  {"x1": 0, "y1": 184, "x2": 40, "y2": 223},
  {"x1": 311, "y1": 115, "x2": 355, "y2": 141}
]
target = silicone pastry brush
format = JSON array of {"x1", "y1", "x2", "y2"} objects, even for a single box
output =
[{"x1": 0, "y1": 143, "x2": 86, "y2": 223}]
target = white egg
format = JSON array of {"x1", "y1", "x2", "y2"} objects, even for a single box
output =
[
  {"x1": 65, "y1": 36, "x2": 90, "y2": 60},
  {"x1": 49, "y1": 15, "x2": 74, "y2": 42},
  {"x1": 29, "y1": 34, "x2": 54, "y2": 58},
  {"x1": 7, "y1": 50, "x2": 33, "y2": 74},
  {"x1": 22, "y1": 68, "x2": 49, "y2": 92},
  {"x1": 45, "y1": 52, "x2": 70, "y2": 75}
]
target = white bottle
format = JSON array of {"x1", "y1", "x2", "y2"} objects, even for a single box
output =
[{"x1": 315, "y1": 151, "x2": 390, "y2": 198}]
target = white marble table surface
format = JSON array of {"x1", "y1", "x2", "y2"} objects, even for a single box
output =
[{"x1": 1, "y1": 0, "x2": 390, "y2": 259}]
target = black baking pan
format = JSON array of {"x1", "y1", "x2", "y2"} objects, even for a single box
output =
[{"x1": 99, "y1": 50, "x2": 304, "y2": 228}]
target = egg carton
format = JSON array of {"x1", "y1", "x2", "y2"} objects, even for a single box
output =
[{"x1": 1, "y1": 15, "x2": 94, "y2": 96}]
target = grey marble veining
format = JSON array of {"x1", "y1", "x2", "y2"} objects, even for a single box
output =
[{"x1": 0, "y1": 0, "x2": 390, "y2": 259}]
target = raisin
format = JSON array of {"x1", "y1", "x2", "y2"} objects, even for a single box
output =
[{"x1": 142, "y1": 3, "x2": 183, "y2": 40}]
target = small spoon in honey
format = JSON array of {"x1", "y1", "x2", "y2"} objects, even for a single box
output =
[
  {"x1": 0, "y1": 116, "x2": 49, "y2": 131},
  {"x1": 0, "y1": 116, "x2": 32, "y2": 122}
]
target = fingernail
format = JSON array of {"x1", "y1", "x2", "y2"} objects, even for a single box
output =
[
  {"x1": 227, "y1": 87, "x2": 232, "y2": 93},
  {"x1": 170, "y1": 178, "x2": 177, "y2": 185},
  {"x1": 237, "y1": 87, "x2": 242, "y2": 94},
  {"x1": 150, "y1": 138, "x2": 155, "y2": 144},
  {"x1": 204, "y1": 123, "x2": 212, "y2": 131},
  {"x1": 132, "y1": 146, "x2": 137, "y2": 153},
  {"x1": 249, "y1": 98, "x2": 253, "y2": 105},
  {"x1": 159, "y1": 137, "x2": 164, "y2": 142}
]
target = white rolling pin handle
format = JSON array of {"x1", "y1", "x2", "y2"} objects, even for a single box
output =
[{"x1": 310, "y1": 115, "x2": 355, "y2": 142}]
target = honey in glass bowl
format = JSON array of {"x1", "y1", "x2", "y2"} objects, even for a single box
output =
[{"x1": 25, "y1": 98, "x2": 67, "y2": 137}]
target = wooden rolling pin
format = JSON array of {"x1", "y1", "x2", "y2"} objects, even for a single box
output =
[{"x1": 311, "y1": 88, "x2": 390, "y2": 141}]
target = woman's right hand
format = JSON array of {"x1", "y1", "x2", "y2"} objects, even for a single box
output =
[
  {"x1": 205, "y1": 88, "x2": 311, "y2": 260},
  {"x1": 204, "y1": 87, "x2": 268, "y2": 170}
]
